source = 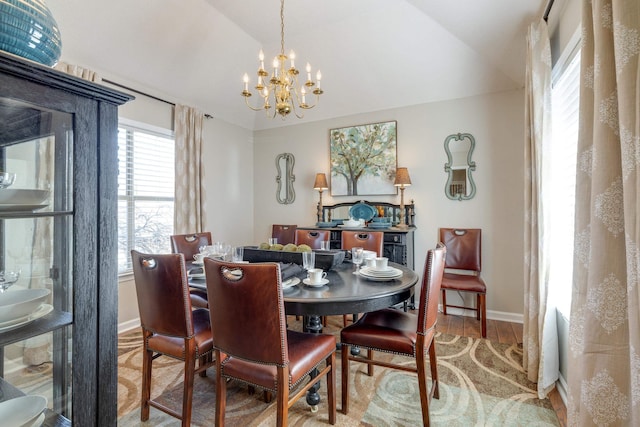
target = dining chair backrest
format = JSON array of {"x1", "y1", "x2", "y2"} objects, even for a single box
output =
[
  {"x1": 295, "y1": 229, "x2": 330, "y2": 249},
  {"x1": 170, "y1": 232, "x2": 212, "y2": 262},
  {"x1": 417, "y1": 243, "x2": 446, "y2": 334},
  {"x1": 131, "y1": 251, "x2": 193, "y2": 341},
  {"x1": 341, "y1": 230, "x2": 384, "y2": 256},
  {"x1": 272, "y1": 224, "x2": 297, "y2": 245},
  {"x1": 439, "y1": 228, "x2": 481, "y2": 272},
  {"x1": 204, "y1": 259, "x2": 288, "y2": 364}
]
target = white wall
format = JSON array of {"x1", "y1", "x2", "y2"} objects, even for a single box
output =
[
  {"x1": 115, "y1": 93, "x2": 254, "y2": 330},
  {"x1": 254, "y1": 89, "x2": 525, "y2": 318}
]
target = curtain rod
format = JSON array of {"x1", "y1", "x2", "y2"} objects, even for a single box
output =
[
  {"x1": 543, "y1": 0, "x2": 555, "y2": 22},
  {"x1": 102, "y1": 78, "x2": 213, "y2": 119}
]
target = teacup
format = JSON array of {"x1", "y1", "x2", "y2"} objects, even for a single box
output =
[
  {"x1": 193, "y1": 253, "x2": 205, "y2": 263},
  {"x1": 365, "y1": 258, "x2": 376, "y2": 268},
  {"x1": 374, "y1": 257, "x2": 389, "y2": 271},
  {"x1": 307, "y1": 268, "x2": 327, "y2": 285}
]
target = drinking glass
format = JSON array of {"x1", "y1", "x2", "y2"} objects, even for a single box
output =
[
  {"x1": 302, "y1": 251, "x2": 315, "y2": 270},
  {"x1": 320, "y1": 241, "x2": 331, "y2": 251},
  {"x1": 231, "y1": 246, "x2": 244, "y2": 262},
  {"x1": 268, "y1": 237, "x2": 278, "y2": 246},
  {"x1": 220, "y1": 243, "x2": 232, "y2": 261},
  {"x1": 351, "y1": 247, "x2": 364, "y2": 274},
  {"x1": 0, "y1": 270, "x2": 20, "y2": 292}
]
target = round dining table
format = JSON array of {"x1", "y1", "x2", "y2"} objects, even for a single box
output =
[
  {"x1": 281, "y1": 260, "x2": 419, "y2": 333},
  {"x1": 188, "y1": 257, "x2": 419, "y2": 410}
]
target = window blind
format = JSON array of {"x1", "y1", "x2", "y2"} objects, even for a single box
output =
[
  {"x1": 548, "y1": 52, "x2": 580, "y2": 317},
  {"x1": 117, "y1": 122, "x2": 175, "y2": 273}
]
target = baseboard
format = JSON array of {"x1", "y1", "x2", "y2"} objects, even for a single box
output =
[
  {"x1": 556, "y1": 373, "x2": 568, "y2": 405},
  {"x1": 118, "y1": 318, "x2": 140, "y2": 335},
  {"x1": 438, "y1": 304, "x2": 523, "y2": 324}
]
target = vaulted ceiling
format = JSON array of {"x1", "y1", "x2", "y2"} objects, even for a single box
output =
[{"x1": 47, "y1": 0, "x2": 545, "y2": 130}]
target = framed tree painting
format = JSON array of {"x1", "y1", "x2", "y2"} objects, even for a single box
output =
[{"x1": 330, "y1": 120, "x2": 397, "y2": 196}]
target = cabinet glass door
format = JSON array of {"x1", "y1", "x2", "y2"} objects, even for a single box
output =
[{"x1": 0, "y1": 97, "x2": 74, "y2": 424}]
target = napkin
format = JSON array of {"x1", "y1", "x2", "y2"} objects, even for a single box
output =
[{"x1": 279, "y1": 263, "x2": 303, "y2": 281}]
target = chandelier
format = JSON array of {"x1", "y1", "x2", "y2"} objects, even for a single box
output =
[{"x1": 241, "y1": 0, "x2": 323, "y2": 119}]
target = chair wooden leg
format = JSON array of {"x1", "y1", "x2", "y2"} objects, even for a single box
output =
[
  {"x1": 182, "y1": 347, "x2": 196, "y2": 427},
  {"x1": 327, "y1": 352, "x2": 337, "y2": 425},
  {"x1": 140, "y1": 344, "x2": 153, "y2": 421},
  {"x1": 276, "y1": 366, "x2": 289, "y2": 427},
  {"x1": 415, "y1": 341, "x2": 431, "y2": 427},
  {"x1": 366, "y1": 349, "x2": 374, "y2": 376},
  {"x1": 476, "y1": 293, "x2": 481, "y2": 320},
  {"x1": 341, "y1": 344, "x2": 350, "y2": 414},
  {"x1": 342, "y1": 315, "x2": 348, "y2": 326},
  {"x1": 215, "y1": 352, "x2": 226, "y2": 427},
  {"x1": 429, "y1": 340, "x2": 439, "y2": 400},
  {"x1": 479, "y1": 293, "x2": 487, "y2": 338},
  {"x1": 441, "y1": 289, "x2": 448, "y2": 315}
]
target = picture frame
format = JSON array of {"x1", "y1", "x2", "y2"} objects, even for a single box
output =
[{"x1": 329, "y1": 120, "x2": 397, "y2": 196}]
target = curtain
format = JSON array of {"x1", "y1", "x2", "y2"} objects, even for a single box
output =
[
  {"x1": 567, "y1": 0, "x2": 640, "y2": 425},
  {"x1": 523, "y1": 19, "x2": 559, "y2": 399},
  {"x1": 54, "y1": 61, "x2": 101, "y2": 82},
  {"x1": 174, "y1": 104, "x2": 207, "y2": 234}
]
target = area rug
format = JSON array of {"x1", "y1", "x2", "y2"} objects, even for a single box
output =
[{"x1": 117, "y1": 318, "x2": 560, "y2": 426}]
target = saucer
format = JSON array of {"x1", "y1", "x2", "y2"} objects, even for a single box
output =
[
  {"x1": 192, "y1": 261, "x2": 203, "y2": 266},
  {"x1": 303, "y1": 278, "x2": 329, "y2": 287},
  {"x1": 282, "y1": 277, "x2": 301, "y2": 290}
]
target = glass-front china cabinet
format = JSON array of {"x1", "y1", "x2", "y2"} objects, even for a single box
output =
[{"x1": 0, "y1": 52, "x2": 131, "y2": 425}]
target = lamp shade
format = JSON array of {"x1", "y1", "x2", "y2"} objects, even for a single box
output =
[
  {"x1": 394, "y1": 167, "x2": 412, "y2": 187},
  {"x1": 313, "y1": 173, "x2": 329, "y2": 190}
]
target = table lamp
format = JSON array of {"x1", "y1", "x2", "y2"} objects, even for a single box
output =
[
  {"x1": 313, "y1": 173, "x2": 329, "y2": 222},
  {"x1": 394, "y1": 167, "x2": 412, "y2": 228}
]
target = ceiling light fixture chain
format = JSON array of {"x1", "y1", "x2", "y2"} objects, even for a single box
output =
[{"x1": 241, "y1": 0, "x2": 323, "y2": 119}]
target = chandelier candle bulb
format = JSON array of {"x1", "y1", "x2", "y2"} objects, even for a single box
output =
[
  {"x1": 316, "y1": 71, "x2": 322, "y2": 88},
  {"x1": 289, "y1": 50, "x2": 295, "y2": 68}
]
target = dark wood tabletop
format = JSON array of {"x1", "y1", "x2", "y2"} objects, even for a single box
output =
[{"x1": 189, "y1": 260, "x2": 418, "y2": 317}]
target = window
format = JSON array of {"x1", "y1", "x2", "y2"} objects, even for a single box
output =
[
  {"x1": 548, "y1": 50, "x2": 580, "y2": 317},
  {"x1": 117, "y1": 120, "x2": 175, "y2": 273}
]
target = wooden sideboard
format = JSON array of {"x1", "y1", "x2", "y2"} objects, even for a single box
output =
[{"x1": 297, "y1": 226, "x2": 415, "y2": 270}]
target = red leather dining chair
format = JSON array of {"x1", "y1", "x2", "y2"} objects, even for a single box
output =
[
  {"x1": 340, "y1": 230, "x2": 384, "y2": 325},
  {"x1": 130, "y1": 250, "x2": 214, "y2": 426},
  {"x1": 272, "y1": 224, "x2": 297, "y2": 245},
  {"x1": 340, "y1": 243, "x2": 446, "y2": 425},
  {"x1": 439, "y1": 228, "x2": 487, "y2": 338},
  {"x1": 203, "y1": 258, "x2": 337, "y2": 427},
  {"x1": 170, "y1": 232, "x2": 212, "y2": 309},
  {"x1": 295, "y1": 229, "x2": 330, "y2": 249},
  {"x1": 341, "y1": 230, "x2": 384, "y2": 256}
]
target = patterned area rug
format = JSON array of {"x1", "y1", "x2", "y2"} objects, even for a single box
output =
[{"x1": 118, "y1": 317, "x2": 560, "y2": 426}]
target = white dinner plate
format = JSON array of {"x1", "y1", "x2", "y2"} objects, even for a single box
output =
[
  {"x1": 0, "y1": 304, "x2": 53, "y2": 332},
  {"x1": 359, "y1": 266, "x2": 403, "y2": 277},
  {"x1": 303, "y1": 278, "x2": 329, "y2": 287},
  {"x1": 192, "y1": 261, "x2": 203, "y2": 266},
  {"x1": 282, "y1": 277, "x2": 300, "y2": 290},
  {"x1": 0, "y1": 395, "x2": 47, "y2": 427},
  {"x1": 188, "y1": 273, "x2": 205, "y2": 279},
  {"x1": 358, "y1": 272, "x2": 402, "y2": 282}
]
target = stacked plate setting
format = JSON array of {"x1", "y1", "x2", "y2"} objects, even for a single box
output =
[
  {"x1": 0, "y1": 289, "x2": 52, "y2": 332},
  {"x1": 359, "y1": 265, "x2": 403, "y2": 281}
]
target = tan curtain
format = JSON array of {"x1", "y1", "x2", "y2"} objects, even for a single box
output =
[
  {"x1": 174, "y1": 104, "x2": 207, "y2": 234},
  {"x1": 523, "y1": 19, "x2": 558, "y2": 399},
  {"x1": 567, "y1": 0, "x2": 640, "y2": 425},
  {"x1": 53, "y1": 61, "x2": 101, "y2": 82}
]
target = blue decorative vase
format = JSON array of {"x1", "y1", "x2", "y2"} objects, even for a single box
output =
[{"x1": 0, "y1": 0, "x2": 62, "y2": 66}]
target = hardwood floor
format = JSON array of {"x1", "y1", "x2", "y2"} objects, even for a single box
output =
[{"x1": 436, "y1": 313, "x2": 567, "y2": 427}]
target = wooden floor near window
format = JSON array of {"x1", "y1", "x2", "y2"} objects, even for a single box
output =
[{"x1": 436, "y1": 313, "x2": 567, "y2": 427}]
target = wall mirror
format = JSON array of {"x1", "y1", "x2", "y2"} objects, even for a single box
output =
[
  {"x1": 444, "y1": 133, "x2": 476, "y2": 200},
  {"x1": 275, "y1": 152, "x2": 295, "y2": 204}
]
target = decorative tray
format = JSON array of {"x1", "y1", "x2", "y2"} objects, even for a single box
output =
[
  {"x1": 243, "y1": 246, "x2": 345, "y2": 270},
  {"x1": 349, "y1": 202, "x2": 377, "y2": 222}
]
